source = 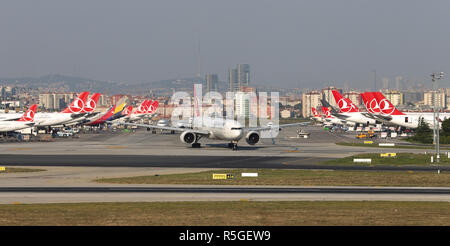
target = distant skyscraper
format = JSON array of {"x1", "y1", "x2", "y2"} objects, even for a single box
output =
[
  {"x1": 382, "y1": 78, "x2": 389, "y2": 90},
  {"x1": 228, "y1": 68, "x2": 239, "y2": 92},
  {"x1": 395, "y1": 76, "x2": 403, "y2": 90},
  {"x1": 205, "y1": 74, "x2": 219, "y2": 92},
  {"x1": 229, "y1": 64, "x2": 250, "y2": 92},
  {"x1": 237, "y1": 64, "x2": 250, "y2": 87}
]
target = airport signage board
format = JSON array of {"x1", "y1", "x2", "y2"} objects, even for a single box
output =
[
  {"x1": 212, "y1": 174, "x2": 234, "y2": 180},
  {"x1": 379, "y1": 143, "x2": 395, "y2": 147},
  {"x1": 0, "y1": 167, "x2": 5, "y2": 172},
  {"x1": 242, "y1": 173, "x2": 258, "y2": 177},
  {"x1": 213, "y1": 174, "x2": 227, "y2": 180},
  {"x1": 380, "y1": 153, "x2": 397, "y2": 157}
]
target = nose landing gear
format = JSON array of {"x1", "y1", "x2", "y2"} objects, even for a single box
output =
[{"x1": 228, "y1": 142, "x2": 238, "y2": 150}]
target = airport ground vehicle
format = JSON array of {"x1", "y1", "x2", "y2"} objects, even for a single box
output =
[{"x1": 356, "y1": 130, "x2": 376, "y2": 139}]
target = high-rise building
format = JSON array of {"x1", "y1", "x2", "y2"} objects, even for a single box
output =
[
  {"x1": 302, "y1": 91, "x2": 322, "y2": 118},
  {"x1": 205, "y1": 74, "x2": 219, "y2": 92},
  {"x1": 322, "y1": 86, "x2": 342, "y2": 107},
  {"x1": 228, "y1": 68, "x2": 239, "y2": 92},
  {"x1": 382, "y1": 90, "x2": 403, "y2": 106},
  {"x1": 343, "y1": 91, "x2": 361, "y2": 107},
  {"x1": 237, "y1": 64, "x2": 250, "y2": 87},
  {"x1": 395, "y1": 76, "x2": 403, "y2": 91},
  {"x1": 424, "y1": 89, "x2": 446, "y2": 109},
  {"x1": 229, "y1": 64, "x2": 250, "y2": 92},
  {"x1": 382, "y1": 78, "x2": 389, "y2": 90}
]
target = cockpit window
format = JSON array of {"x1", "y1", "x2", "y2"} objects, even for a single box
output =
[{"x1": 231, "y1": 127, "x2": 243, "y2": 130}]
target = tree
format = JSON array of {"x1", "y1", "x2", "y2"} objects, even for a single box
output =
[
  {"x1": 410, "y1": 117, "x2": 433, "y2": 144},
  {"x1": 440, "y1": 117, "x2": 450, "y2": 144}
]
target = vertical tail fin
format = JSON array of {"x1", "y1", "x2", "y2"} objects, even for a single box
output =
[
  {"x1": 83, "y1": 93, "x2": 101, "y2": 113},
  {"x1": 147, "y1": 100, "x2": 159, "y2": 114},
  {"x1": 361, "y1": 92, "x2": 381, "y2": 114},
  {"x1": 61, "y1": 91, "x2": 90, "y2": 113},
  {"x1": 135, "y1": 100, "x2": 151, "y2": 114},
  {"x1": 372, "y1": 92, "x2": 404, "y2": 116},
  {"x1": 332, "y1": 90, "x2": 359, "y2": 113},
  {"x1": 123, "y1": 106, "x2": 133, "y2": 117},
  {"x1": 321, "y1": 106, "x2": 332, "y2": 118},
  {"x1": 311, "y1": 107, "x2": 319, "y2": 117},
  {"x1": 18, "y1": 104, "x2": 38, "y2": 122}
]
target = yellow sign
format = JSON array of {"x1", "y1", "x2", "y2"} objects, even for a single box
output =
[
  {"x1": 364, "y1": 141, "x2": 373, "y2": 144},
  {"x1": 380, "y1": 153, "x2": 397, "y2": 157},
  {"x1": 212, "y1": 174, "x2": 234, "y2": 180},
  {"x1": 0, "y1": 167, "x2": 5, "y2": 172},
  {"x1": 213, "y1": 174, "x2": 227, "y2": 180}
]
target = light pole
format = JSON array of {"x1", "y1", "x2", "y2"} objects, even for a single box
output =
[{"x1": 431, "y1": 72, "x2": 444, "y2": 163}]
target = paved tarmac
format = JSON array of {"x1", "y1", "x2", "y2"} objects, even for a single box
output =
[
  {"x1": 2, "y1": 186, "x2": 450, "y2": 204},
  {"x1": 0, "y1": 125, "x2": 444, "y2": 204}
]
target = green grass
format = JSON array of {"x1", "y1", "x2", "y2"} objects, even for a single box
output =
[
  {"x1": 1, "y1": 201, "x2": 450, "y2": 225},
  {"x1": 322, "y1": 153, "x2": 450, "y2": 166},
  {"x1": 336, "y1": 142, "x2": 450, "y2": 150},
  {"x1": 96, "y1": 168, "x2": 450, "y2": 187},
  {"x1": 1, "y1": 167, "x2": 46, "y2": 173}
]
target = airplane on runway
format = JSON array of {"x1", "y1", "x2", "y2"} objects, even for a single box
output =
[
  {"x1": 321, "y1": 106, "x2": 355, "y2": 126},
  {"x1": 127, "y1": 100, "x2": 159, "y2": 122},
  {"x1": 111, "y1": 116, "x2": 309, "y2": 150},
  {"x1": 0, "y1": 104, "x2": 37, "y2": 132},
  {"x1": 54, "y1": 93, "x2": 102, "y2": 127},
  {"x1": 85, "y1": 101, "x2": 127, "y2": 126},
  {"x1": 330, "y1": 90, "x2": 377, "y2": 126},
  {"x1": 32, "y1": 91, "x2": 91, "y2": 131},
  {"x1": 311, "y1": 107, "x2": 324, "y2": 123},
  {"x1": 362, "y1": 91, "x2": 450, "y2": 129}
]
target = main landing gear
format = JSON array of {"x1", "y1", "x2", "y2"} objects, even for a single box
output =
[
  {"x1": 228, "y1": 142, "x2": 238, "y2": 151},
  {"x1": 191, "y1": 135, "x2": 203, "y2": 148}
]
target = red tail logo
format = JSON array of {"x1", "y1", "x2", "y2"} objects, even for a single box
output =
[
  {"x1": 373, "y1": 92, "x2": 404, "y2": 116},
  {"x1": 84, "y1": 93, "x2": 101, "y2": 113},
  {"x1": 136, "y1": 100, "x2": 151, "y2": 114},
  {"x1": 18, "y1": 104, "x2": 37, "y2": 122},
  {"x1": 62, "y1": 92, "x2": 90, "y2": 113},
  {"x1": 321, "y1": 106, "x2": 332, "y2": 118},
  {"x1": 311, "y1": 107, "x2": 319, "y2": 117},
  {"x1": 147, "y1": 100, "x2": 159, "y2": 113},
  {"x1": 124, "y1": 106, "x2": 133, "y2": 116},
  {"x1": 332, "y1": 90, "x2": 359, "y2": 113}
]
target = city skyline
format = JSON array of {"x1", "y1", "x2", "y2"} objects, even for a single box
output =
[{"x1": 1, "y1": 1, "x2": 450, "y2": 89}]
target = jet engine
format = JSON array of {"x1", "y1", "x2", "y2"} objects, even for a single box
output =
[
  {"x1": 245, "y1": 131, "x2": 260, "y2": 145},
  {"x1": 180, "y1": 131, "x2": 196, "y2": 144}
]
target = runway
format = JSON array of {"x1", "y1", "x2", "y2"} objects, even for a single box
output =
[
  {"x1": 1, "y1": 154, "x2": 449, "y2": 171},
  {"x1": 2, "y1": 186, "x2": 450, "y2": 203},
  {"x1": 3, "y1": 186, "x2": 450, "y2": 194}
]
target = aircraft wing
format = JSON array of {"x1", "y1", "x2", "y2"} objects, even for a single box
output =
[
  {"x1": 108, "y1": 121, "x2": 210, "y2": 135},
  {"x1": 245, "y1": 122, "x2": 310, "y2": 132},
  {"x1": 332, "y1": 113, "x2": 350, "y2": 119}
]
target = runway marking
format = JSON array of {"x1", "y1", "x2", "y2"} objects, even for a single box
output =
[
  {"x1": 282, "y1": 157, "x2": 314, "y2": 165},
  {"x1": 105, "y1": 146, "x2": 128, "y2": 149},
  {"x1": 7, "y1": 148, "x2": 32, "y2": 151}
]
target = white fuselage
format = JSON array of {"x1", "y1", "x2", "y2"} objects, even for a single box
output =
[
  {"x1": 386, "y1": 113, "x2": 449, "y2": 129},
  {"x1": 191, "y1": 117, "x2": 244, "y2": 141},
  {"x1": 33, "y1": 113, "x2": 77, "y2": 127},
  {"x1": 336, "y1": 112, "x2": 377, "y2": 125},
  {"x1": 0, "y1": 121, "x2": 33, "y2": 132}
]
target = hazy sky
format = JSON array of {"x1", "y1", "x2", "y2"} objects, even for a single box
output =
[{"x1": 1, "y1": 0, "x2": 450, "y2": 89}]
